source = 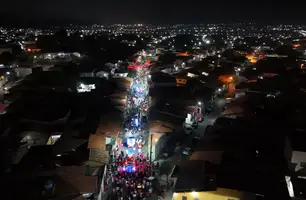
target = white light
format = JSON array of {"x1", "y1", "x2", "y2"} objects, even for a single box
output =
[
  {"x1": 202, "y1": 72, "x2": 209, "y2": 76},
  {"x1": 286, "y1": 176, "x2": 295, "y2": 197},
  {"x1": 198, "y1": 102, "x2": 202, "y2": 105},
  {"x1": 218, "y1": 88, "x2": 222, "y2": 92},
  {"x1": 155, "y1": 138, "x2": 158, "y2": 142},
  {"x1": 202, "y1": 35, "x2": 207, "y2": 41},
  {"x1": 6, "y1": 72, "x2": 10, "y2": 75},
  {"x1": 148, "y1": 75, "x2": 151, "y2": 79},
  {"x1": 206, "y1": 40, "x2": 210, "y2": 44},
  {"x1": 191, "y1": 191, "x2": 197, "y2": 197},
  {"x1": 56, "y1": 154, "x2": 61, "y2": 157}
]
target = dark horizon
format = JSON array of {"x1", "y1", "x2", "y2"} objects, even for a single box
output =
[
  {"x1": 0, "y1": 16, "x2": 305, "y2": 28},
  {"x1": 0, "y1": 0, "x2": 305, "y2": 26}
]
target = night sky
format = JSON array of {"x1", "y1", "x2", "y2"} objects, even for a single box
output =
[{"x1": 0, "y1": 0, "x2": 304, "y2": 24}]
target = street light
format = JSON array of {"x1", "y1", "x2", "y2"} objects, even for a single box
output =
[{"x1": 198, "y1": 101, "x2": 202, "y2": 106}]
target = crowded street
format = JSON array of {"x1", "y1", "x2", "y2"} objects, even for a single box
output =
[{"x1": 106, "y1": 53, "x2": 159, "y2": 200}]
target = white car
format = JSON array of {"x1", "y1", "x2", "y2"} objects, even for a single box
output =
[
  {"x1": 174, "y1": 146, "x2": 181, "y2": 152},
  {"x1": 182, "y1": 147, "x2": 191, "y2": 156}
]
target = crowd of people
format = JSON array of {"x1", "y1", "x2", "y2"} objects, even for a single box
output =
[
  {"x1": 106, "y1": 151, "x2": 154, "y2": 200},
  {"x1": 104, "y1": 56, "x2": 158, "y2": 200}
]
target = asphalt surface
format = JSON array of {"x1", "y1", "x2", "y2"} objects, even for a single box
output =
[{"x1": 156, "y1": 98, "x2": 226, "y2": 166}]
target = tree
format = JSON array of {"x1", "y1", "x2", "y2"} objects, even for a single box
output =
[
  {"x1": 0, "y1": 52, "x2": 14, "y2": 65},
  {"x1": 275, "y1": 45, "x2": 301, "y2": 58}
]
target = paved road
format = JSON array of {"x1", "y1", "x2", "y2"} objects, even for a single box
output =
[
  {"x1": 196, "y1": 98, "x2": 226, "y2": 138},
  {"x1": 156, "y1": 98, "x2": 226, "y2": 167}
]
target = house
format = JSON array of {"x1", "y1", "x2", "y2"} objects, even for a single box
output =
[
  {"x1": 172, "y1": 160, "x2": 256, "y2": 200},
  {"x1": 150, "y1": 72, "x2": 176, "y2": 87}
]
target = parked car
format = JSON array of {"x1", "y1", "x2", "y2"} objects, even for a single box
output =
[
  {"x1": 182, "y1": 147, "x2": 192, "y2": 156},
  {"x1": 197, "y1": 115, "x2": 204, "y2": 122},
  {"x1": 205, "y1": 106, "x2": 214, "y2": 115},
  {"x1": 162, "y1": 152, "x2": 169, "y2": 158},
  {"x1": 175, "y1": 139, "x2": 182, "y2": 146},
  {"x1": 174, "y1": 146, "x2": 181, "y2": 152},
  {"x1": 184, "y1": 127, "x2": 194, "y2": 135}
]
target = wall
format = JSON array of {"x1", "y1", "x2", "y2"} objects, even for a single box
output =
[
  {"x1": 14, "y1": 68, "x2": 32, "y2": 78},
  {"x1": 97, "y1": 166, "x2": 107, "y2": 200},
  {"x1": 173, "y1": 188, "x2": 245, "y2": 200},
  {"x1": 291, "y1": 151, "x2": 306, "y2": 172}
]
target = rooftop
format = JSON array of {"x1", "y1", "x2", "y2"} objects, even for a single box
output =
[
  {"x1": 149, "y1": 86, "x2": 195, "y2": 101},
  {"x1": 39, "y1": 165, "x2": 98, "y2": 194},
  {"x1": 174, "y1": 160, "x2": 217, "y2": 192}
]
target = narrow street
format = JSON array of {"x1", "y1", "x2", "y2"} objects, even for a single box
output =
[
  {"x1": 106, "y1": 53, "x2": 158, "y2": 200},
  {"x1": 196, "y1": 98, "x2": 226, "y2": 138}
]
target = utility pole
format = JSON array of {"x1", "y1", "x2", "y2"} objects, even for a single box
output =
[{"x1": 149, "y1": 133, "x2": 153, "y2": 175}]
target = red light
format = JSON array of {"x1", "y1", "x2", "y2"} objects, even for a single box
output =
[{"x1": 128, "y1": 65, "x2": 134, "y2": 69}]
